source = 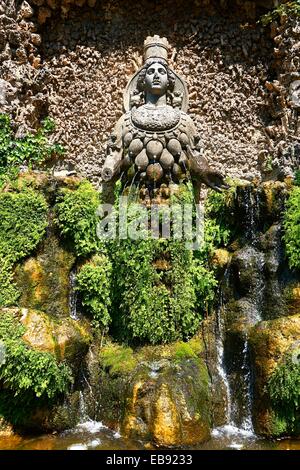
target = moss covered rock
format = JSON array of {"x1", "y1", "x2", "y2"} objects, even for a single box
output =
[
  {"x1": 15, "y1": 235, "x2": 75, "y2": 318},
  {"x1": 283, "y1": 282, "x2": 300, "y2": 316},
  {"x1": 18, "y1": 308, "x2": 91, "y2": 365},
  {"x1": 94, "y1": 338, "x2": 211, "y2": 447},
  {"x1": 249, "y1": 314, "x2": 300, "y2": 436}
]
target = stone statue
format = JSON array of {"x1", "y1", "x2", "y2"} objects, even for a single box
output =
[{"x1": 102, "y1": 36, "x2": 228, "y2": 196}]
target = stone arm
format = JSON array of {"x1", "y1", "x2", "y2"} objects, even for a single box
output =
[
  {"x1": 101, "y1": 115, "x2": 126, "y2": 182},
  {"x1": 185, "y1": 116, "x2": 228, "y2": 193}
]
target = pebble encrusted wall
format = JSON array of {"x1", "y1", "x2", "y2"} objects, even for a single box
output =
[{"x1": 0, "y1": 0, "x2": 299, "y2": 185}]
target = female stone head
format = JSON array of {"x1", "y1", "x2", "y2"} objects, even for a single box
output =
[{"x1": 137, "y1": 58, "x2": 175, "y2": 96}]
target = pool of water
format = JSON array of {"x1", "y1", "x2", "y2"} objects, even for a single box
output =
[{"x1": 0, "y1": 420, "x2": 299, "y2": 450}]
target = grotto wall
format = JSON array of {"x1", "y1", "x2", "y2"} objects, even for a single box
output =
[{"x1": 0, "y1": 0, "x2": 299, "y2": 184}]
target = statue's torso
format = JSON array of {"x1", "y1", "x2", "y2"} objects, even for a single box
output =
[
  {"x1": 122, "y1": 106, "x2": 193, "y2": 141},
  {"x1": 131, "y1": 104, "x2": 181, "y2": 131},
  {"x1": 118, "y1": 106, "x2": 195, "y2": 184}
]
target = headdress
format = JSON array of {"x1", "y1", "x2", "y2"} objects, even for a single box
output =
[{"x1": 123, "y1": 36, "x2": 188, "y2": 112}]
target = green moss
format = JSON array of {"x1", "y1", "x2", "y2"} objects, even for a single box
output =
[
  {"x1": 99, "y1": 342, "x2": 137, "y2": 376},
  {"x1": 203, "y1": 186, "x2": 236, "y2": 257},
  {"x1": 76, "y1": 254, "x2": 112, "y2": 328},
  {"x1": 267, "y1": 354, "x2": 300, "y2": 433},
  {"x1": 270, "y1": 413, "x2": 289, "y2": 437},
  {"x1": 107, "y1": 183, "x2": 220, "y2": 345},
  {"x1": 54, "y1": 180, "x2": 101, "y2": 258},
  {"x1": 15, "y1": 235, "x2": 75, "y2": 318},
  {"x1": 283, "y1": 186, "x2": 300, "y2": 269},
  {"x1": 0, "y1": 258, "x2": 19, "y2": 306},
  {"x1": 0, "y1": 312, "x2": 73, "y2": 425},
  {"x1": 0, "y1": 190, "x2": 48, "y2": 262},
  {"x1": 52, "y1": 179, "x2": 218, "y2": 343},
  {"x1": 0, "y1": 189, "x2": 48, "y2": 307},
  {"x1": 173, "y1": 341, "x2": 198, "y2": 360},
  {"x1": 295, "y1": 170, "x2": 300, "y2": 187}
]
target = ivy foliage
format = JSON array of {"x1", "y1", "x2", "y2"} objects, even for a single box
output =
[
  {"x1": 111, "y1": 238, "x2": 200, "y2": 344},
  {"x1": 259, "y1": 1, "x2": 300, "y2": 25},
  {"x1": 51, "y1": 179, "x2": 233, "y2": 344},
  {"x1": 295, "y1": 170, "x2": 300, "y2": 187},
  {"x1": 0, "y1": 312, "x2": 73, "y2": 424},
  {"x1": 76, "y1": 254, "x2": 112, "y2": 329},
  {"x1": 0, "y1": 190, "x2": 48, "y2": 263},
  {"x1": 110, "y1": 187, "x2": 218, "y2": 345},
  {"x1": 283, "y1": 186, "x2": 300, "y2": 269},
  {"x1": 54, "y1": 180, "x2": 112, "y2": 328},
  {"x1": 54, "y1": 180, "x2": 101, "y2": 257},
  {"x1": 267, "y1": 353, "x2": 300, "y2": 433},
  {"x1": 0, "y1": 189, "x2": 48, "y2": 307},
  {"x1": 203, "y1": 187, "x2": 235, "y2": 257},
  {"x1": 0, "y1": 114, "x2": 64, "y2": 185}
]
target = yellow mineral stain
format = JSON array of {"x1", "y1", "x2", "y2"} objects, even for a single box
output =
[
  {"x1": 123, "y1": 380, "x2": 144, "y2": 437},
  {"x1": 211, "y1": 248, "x2": 230, "y2": 270},
  {"x1": 21, "y1": 310, "x2": 56, "y2": 355},
  {"x1": 152, "y1": 383, "x2": 180, "y2": 447}
]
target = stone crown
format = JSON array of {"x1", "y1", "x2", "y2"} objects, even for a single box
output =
[{"x1": 144, "y1": 35, "x2": 170, "y2": 62}]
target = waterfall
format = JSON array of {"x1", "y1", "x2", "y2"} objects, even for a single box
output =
[
  {"x1": 239, "y1": 338, "x2": 254, "y2": 433},
  {"x1": 211, "y1": 186, "x2": 267, "y2": 443},
  {"x1": 239, "y1": 184, "x2": 260, "y2": 244},
  {"x1": 213, "y1": 295, "x2": 255, "y2": 440},
  {"x1": 214, "y1": 279, "x2": 254, "y2": 434},
  {"x1": 78, "y1": 391, "x2": 89, "y2": 422},
  {"x1": 214, "y1": 272, "x2": 232, "y2": 423},
  {"x1": 77, "y1": 390, "x2": 104, "y2": 433}
]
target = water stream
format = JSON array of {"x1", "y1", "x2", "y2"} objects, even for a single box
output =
[{"x1": 211, "y1": 188, "x2": 261, "y2": 445}]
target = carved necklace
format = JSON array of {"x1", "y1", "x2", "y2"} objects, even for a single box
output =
[{"x1": 131, "y1": 104, "x2": 181, "y2": 132}]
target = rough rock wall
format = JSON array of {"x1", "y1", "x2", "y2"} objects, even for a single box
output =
[
  {"x1": 0, "y1": 0, "x2": 47, "y2": 135},
  {"x1": 263, "y1": 13, "x2": 300, "y2": 179},
  {"x1": 0, "y1": 0, "x2": 298, "y2": 184}
]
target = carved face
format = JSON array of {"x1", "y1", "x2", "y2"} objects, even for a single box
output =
[{"x1": 144, "y1": 62, "x2": 169, "y2": 96}]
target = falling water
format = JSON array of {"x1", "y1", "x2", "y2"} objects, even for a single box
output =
[
  {"x1": 239, "y1": 338, "x2": 254, "y2": 433},
  {"x1": 212, "y1": 187, "x2": 260, "y2": 444},
  {"x1": 214, "y1": 270, "x2": 232, "y2": 423},
  {"x1": 212, "y1": 296, "x2": 256, "y2": 442},
  {"x1": 241, "y1": 185, "x2": 261, "y2": 243},
  {"x1": 128, "y1": 171, "x2": 139, "y2": 200}
]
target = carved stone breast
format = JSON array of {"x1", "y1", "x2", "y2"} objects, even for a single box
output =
[{"x1": 131, "y1": 105, "x2": 181, "y2": 131}]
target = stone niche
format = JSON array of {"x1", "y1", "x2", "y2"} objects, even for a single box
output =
[{"x1": 2, "y1": 0, "x2": 298, "y2": 185}]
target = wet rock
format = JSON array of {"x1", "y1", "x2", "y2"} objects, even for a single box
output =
[
  {"x1": 19, "y1": 308, "x2": 91, "y2": 364},
  {"x1": 0, "y1": 417, "x2": 15, "y2": 438},
  {"x1": 87, "y1": 339, "x2": 211, "y2": 447},
  {"x1": 31, "y1": 33, "x2": 41, "y2": 46},
  {"x1": 123, "y1": 358, "x2": 211, "y2": 446},
  {"x1": 283, "y1": 282, "x2": 300, "y2": 316},
  {"x1": 15, "y1": 234, "x2": 75, "y2": 318},
  {"x1": 26, "y1": 390, "x2": 81, "y2": 432},
  {"x1": 249, "y1": 314, "x2": 300, "y2": 436},
  {"x1": 211, "y1": 248, "x2": 230, "y2": 274}
]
